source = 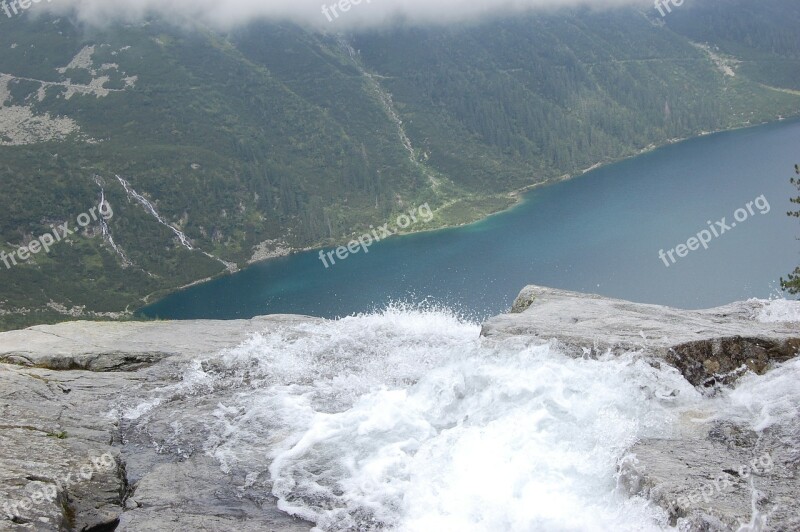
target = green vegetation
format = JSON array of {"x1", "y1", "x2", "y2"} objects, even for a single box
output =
[
  {"x1": 667, "y1": 0, "x2": 800, "y2": 90},
  {"x1": 781, "y1": 164, "x2": 800, "y2": 295},
  {"x1": 0, "y1": 2, "x2": 799, "y2": 329}
]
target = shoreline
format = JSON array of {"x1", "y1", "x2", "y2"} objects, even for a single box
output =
[
  {"x1": 250, "y1": 114, "x2": 800, "y2": 258},
  {"x1": 127, "y1": 114, "x2": 800, "y2": 315}
]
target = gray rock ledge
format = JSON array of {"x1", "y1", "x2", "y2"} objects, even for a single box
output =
[
  {"x1": 0, "y1": 316, "x2": 317, "y2": 532},
  {"x1": 483, "y1": 285, "x2": 800, "y2": 386}
]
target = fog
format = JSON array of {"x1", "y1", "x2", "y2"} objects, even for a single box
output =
[{"x1": 35, "y1": 0, "x2": 652, "y2": 30}]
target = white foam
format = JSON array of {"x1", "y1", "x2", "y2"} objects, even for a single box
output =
[
  {"x1": 127, "y1": 306, "x2": 800, "y2": 531},
  {"x1": 132, "y1": 306, "x2": 696, "y2": 531},
  {"x1": 715, "y1": 357, "x2": 800, "y2": 433},
  {"x1": 755, "y1": 298, "x2": 800, "y2": 323},
  {"x1": 266, "y1": 343, "x2": 697, "y2": 531}
]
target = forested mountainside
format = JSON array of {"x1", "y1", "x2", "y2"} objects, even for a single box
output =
[
  {"x1": 0, "y1": 0, "x2": 799, "y2": 329},
  {"x1": 667, "y1": 0, "x2": 800, "y2": 90}
]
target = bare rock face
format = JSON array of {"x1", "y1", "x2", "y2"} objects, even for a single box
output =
[
  {"x1": 483, "y1": 285, "x2": 800, "y2": 387},
  {"x1": 0, "y1": 363, "x2": 127, "y2": 531},
  {"x1": 0, "y1": 319, "x2": 290, "y2": 372},
  {"x1": 619, "y1": 432, "x2": 800, "y2": 531},
  {"x1": 0, "y1": 316, "x2": 317, "y2": 532},
  {"x1": 665, "y1": 336, "x2": 800, "y2": 387}
]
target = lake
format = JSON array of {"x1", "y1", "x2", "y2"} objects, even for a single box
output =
[{"x1": 141, "y1": 119, "x2": 800, "y2": 322}]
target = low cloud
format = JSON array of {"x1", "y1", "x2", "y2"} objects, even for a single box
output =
[{"x1": 38, "y1": 0, "x2": 651, "y2": 30}]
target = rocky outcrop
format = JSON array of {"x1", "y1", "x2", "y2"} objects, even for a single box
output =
[
  {"x1": 0, "y1": 316, "x2": 317, "y2": 531},
  {"x1": 484, "y1": 286, "x2": 800, "y2": 530},
  {"x1": 0, "y1": 287, "x2": 798, "y2": 531},
  {"x1": 619, "y1": 430, "x2": 800, "y2": 531},
  {"x1": 483, "y1": 285, "x2": 800, "y2": 386},
  {"x1": 0, "y1": 319, "x2": 287, "y2": 372}
]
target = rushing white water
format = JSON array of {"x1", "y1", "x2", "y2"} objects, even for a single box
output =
[
  {"x1": 713, "y1": 356, "x2": 800, "y2": 434},
  {"x1": 756, "y1": 298, "x2": 800, "y2": 324},
  {"x1": 124, "y1": 301, "x2": 800, "y2": 531}
]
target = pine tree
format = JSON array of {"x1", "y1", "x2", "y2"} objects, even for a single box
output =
[{"x1": 780, "y1": 164, "x2": 800, "y2": 295}]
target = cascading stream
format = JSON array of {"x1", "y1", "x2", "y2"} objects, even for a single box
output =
[{"x1": 122, "y1": 302, "x2": 800, "y2": 532}]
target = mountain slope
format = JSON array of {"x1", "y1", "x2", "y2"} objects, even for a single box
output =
[{"x1": 0, "y1": 2, "x2": 799, "y2": 329}]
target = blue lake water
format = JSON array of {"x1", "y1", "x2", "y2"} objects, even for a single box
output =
[{"x1": 141, "y1": 119, "x2": 800, "y2": 321}]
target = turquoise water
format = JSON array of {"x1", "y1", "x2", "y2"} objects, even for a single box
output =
[{"x1": 142, "y1": 120, "x2": 800, "y2": 321}]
